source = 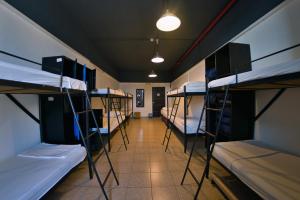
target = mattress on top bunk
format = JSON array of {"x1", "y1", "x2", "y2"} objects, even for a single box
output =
[
  {"x1": 167, "y1": 81, "x2": 206, "y2": 95},
  {"x1": 0, "y1": 143, "x2": 86, "y2": 200},
  {"x1": 92, "y1": 88, "x2": 125, "y2": 96},
  {"x1": 173, "y1": 116, "x2": 205, "y2": 134},
  {"x1": 213, "y1": 140, "x2": 300, "y2": 200},
  {"x1": 0, "y1": 60, "x2": 87, "y2": 90},
  {"x1": 208, "y1": 58, "x2": 300, "y2": 88}
]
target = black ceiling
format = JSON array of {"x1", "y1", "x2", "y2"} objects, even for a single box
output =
[{"x1": 5, "y1": 0, "x2": 283, "y2": 82}]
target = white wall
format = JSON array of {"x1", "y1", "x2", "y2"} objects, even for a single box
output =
[
  {"x1": 120, "y1": 82, "x2": 170, "y2": 117},
  {"x1": 171, "y1": 0, "x2": 300, "y2": 155},
  {"x1": 0, "y1": 1, "x2": 119, "y2": 161},
  {"x1": 232, "y1": 0, "x2": 300, "y2": 155},
  {"x1": 171, "y1": 60, "x2": 206, "y2": 120}
]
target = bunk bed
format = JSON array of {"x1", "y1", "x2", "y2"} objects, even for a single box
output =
[
  {"x1": 162, "y1": 81, "x2": 206, "y2": 153},
  {"x1": 125, "y1": 93, "x2": 133, "y2": 122},
  {"x1": 0, "y1": 58, "x2": 118, "y2": 200},
  {"x1": 0, "y1": 143, "x2": 86, "y2": 200},
  {"x1": 206, "y1": 58, "x2": 300, "y2": 199},
  {"x1": 90, "y1": 88, "x2": 130, "y2": 151}
]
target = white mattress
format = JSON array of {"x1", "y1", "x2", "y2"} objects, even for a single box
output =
[
  {"x1": 0, "y1": 143, "x2": 86, "y2": 200},
  {"x1": 213, "y1": 140, "x2": 276, "y2": 170},
  {"x1": 160, "y1": 107, "x2": 171, "y2": 118},
  {"x1": 167, "y1": 81, "x2": 206, "y2": 95},
  {"x1": 208, "y1": 58, "x2": 300, "y2": 88},
  {"x1": 92, "y1": 88, "x2": 125, "y2": 96},
  {"x1": 91, "y1": 114, "x2": 125, "y2": 134},
  {"x1": 213, "y1": 140, "x2": 300, "y2": 200},
  {"x1": 0, "y1": 60, "x2": 87, "y2": 91},
  {"x1": 173, "y1": 116, "x2": 205, "y2": 134}
]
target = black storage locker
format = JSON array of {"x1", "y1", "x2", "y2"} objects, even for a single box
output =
[
  {"x1": 205, "y1": 42, "x2": 252, "y2": 80},
  {"x1": 40, "y1": 94, "x2": 85, "y2": 144},
  {"x1": 206, "y1": 91, "x2": 255, "y2": 142},
  {"x1": 42, "y1": 56, "x2": 96, "y2": 90},
  {"x1": 42, "y1": 56, "x2": 77, "y2": 78}
]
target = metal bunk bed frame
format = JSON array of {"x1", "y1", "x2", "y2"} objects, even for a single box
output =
[
  {"x1": 0, "y1": 51, "x2": 119, "y2": 200},
  {"x1": 124, "y1": 93, "x2": 133, "y2": 124},
  {"x1": 162, "y1": 85, "x2": 206, "y2": 153},
  {"x1": 182, "y1": 71, "x2": 300, "y2": 200},
  {"x1": 90, "y1": 90, "x2": 130, "y2": 151}
]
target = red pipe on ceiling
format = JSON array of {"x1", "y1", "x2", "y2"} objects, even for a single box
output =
[{"x1": 175, "y1": 0, "x2": 238, "y2": 66}]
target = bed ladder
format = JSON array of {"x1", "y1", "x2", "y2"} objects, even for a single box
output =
[
  {"x1": 162, "y1": 97, "x2": 181, "y2": 152},
  {"x1": 65, "y1": 89, "x2": 119, "y2": 200},
  {"x1": 111, "y1": 98, "x2": 130, "y2": 150},
  {"x1": 181, "y1": 85, "x2": 229, "y2": 199}
]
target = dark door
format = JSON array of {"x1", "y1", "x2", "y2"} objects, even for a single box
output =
[{"x1": 152, "y1": 87, "x2": 165, "y2": 117}]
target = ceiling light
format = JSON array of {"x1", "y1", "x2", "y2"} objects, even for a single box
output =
[
  {"x1": 151, "y1": 52, "x2": 164, "y2": 63},
  {"x1": 148, "y1": 70, "x2": 158, "y2": 78},
  {"x1": 156, "y1": 10, "x2": 181, "y2": 32}
]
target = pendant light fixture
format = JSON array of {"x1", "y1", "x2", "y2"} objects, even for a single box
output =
[
  {"x1": 148, "y1": 70, "x2": 158, "y2": 78},
  {"x1": 151, "y1": 38, "x2": 164, "y2": 63},
  {"x1": 156, "y1": 7, "x2": 181, "y2": 32}
]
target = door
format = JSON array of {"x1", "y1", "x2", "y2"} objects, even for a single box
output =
[{"x1": 152, "y1": 87, "x2": 165, "y2": 117}]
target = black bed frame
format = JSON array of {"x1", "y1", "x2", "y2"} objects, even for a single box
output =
[
  {"x1": 90, "y1": 89, "x2": 132, "y2": 151},
  {"x1": 162, "y1": 85, "x2": 206, "y2": 153},
  {"x1": 0, "y1": 51, "x2": 119, "y2": 200},
  {"x1": 184, "y1": 68, "x2": 300, "y2": 200}
]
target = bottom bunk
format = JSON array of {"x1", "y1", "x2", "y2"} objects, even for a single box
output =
[
  {"x1": 213, "y1": 140, "x2": 300, "y2": 200},
  {"x1": 0, "y1": 143, "x2": 86, "y2": 200},
  {"x1": 161, "y1": 107, "x2": 205, "y2": 134},
  {"x1": 91, "y1": 111, "x2": 126, "y2": 134}
]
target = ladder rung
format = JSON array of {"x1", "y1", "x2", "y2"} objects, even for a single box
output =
[
  {"x1": 187, "y1": 168, "x2": 200, "y2": 185},
  {"x1": 103, "y1": 169, "x2": 112, "y2": 186},
  {"x1": 76, "y1": 109, "x2": 93, "y2": 114},
  {"x1": 206, "y1": 108, "x2": 222, "y2": 112},
  {"x1": 85, "y1": 131, "x2": 98, "y2": 139},
  {"x1": 199, "y1": 128, "x2": 216, "y2": 138}
]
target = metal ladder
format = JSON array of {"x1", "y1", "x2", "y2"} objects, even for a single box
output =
[
  {"x1": 65, "y1": 89, "x2": 119, "y2": 200},
  {"x1": 181, "y1": 86, "x2": 229, "y2": 199},
  {"x1": 111, "y1": 98, "x2": 130, "y2": 150},
  {"x1": 162, "y1": 97, "x2": 181, "y2": 152}
]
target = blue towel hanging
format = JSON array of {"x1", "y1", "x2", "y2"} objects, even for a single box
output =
[
  {"x1": 83, "y1": 64, "x2": 87, "y2": 82},
  {"x1": 74, "y1": 114, "x2": 80, "y2": 141}
]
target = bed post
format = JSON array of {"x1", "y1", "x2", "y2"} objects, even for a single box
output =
[
  {"x1": 85, "y1": 92, "x2": 93, "y2": 179},
  {"x1": 107, "y1": 88, "x2": 111, "y2": 152},
  {"x1": 167, "y1": 96, "x2": 169, "y2": 120},
  {"x1": 184, "y1": 86, "x2": 187, "y2": 153}
]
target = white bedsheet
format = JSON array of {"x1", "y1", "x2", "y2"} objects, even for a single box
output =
[
  {"x1": 173, "y1": 116, "x2": 205, "y2": 134},
  {"x1": 0, "y1": 60, "x2": 87, "y2": 90},
  {"x1": 91, "y1": 114, "x2": 125, "y2": 134},
  {"x1": 92, "y1": 88, "x2": 125, "y2": 96},
  {"x1": 18, "y1": 143, "x2": 82, "y2": 159},
  {"x1": 0, "y1": 143, "x2": 86, "y2": 200},
  {"x1": 208, "y1": 58, "x2": 300, "y2": 88},
  {"x1": 213, "y1": 140, "x2": 276, "y2": 170},
  {"x1": 160, "y1": 107, "x2": 171, "y2": 118},
  {"x1": 167, "y1": 81, "x2": 206, "y2": 95},
  {"x1": 213, "y1": 140, "x2": 300, "y2": 200}
]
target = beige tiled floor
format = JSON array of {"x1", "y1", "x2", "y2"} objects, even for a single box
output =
[{"x1": 43, "y1": 118, "x2": 225, "y2": 200}]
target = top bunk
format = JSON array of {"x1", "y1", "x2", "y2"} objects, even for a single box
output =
[
  {"x1": 208, "y1": 58, "x2": 300, "y2": 90},
  {"x1": 0, "y1": 60, "x2": 87, "y2": 94},
  {"x1": 91, "y1": 88, "x2": 132, "y2": 98},
  {"x1": 126, "y1": 92, "x2": 133, "y2": 98},
  {"x1": 167, "y1": 81, "x2": 206, "y2": 97}
]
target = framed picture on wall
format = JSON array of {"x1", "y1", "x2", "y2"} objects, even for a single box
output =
[{"x1": 136, "y1": 89, "x2": 144, "y2": 107}]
